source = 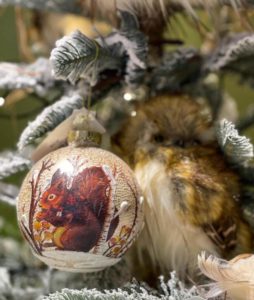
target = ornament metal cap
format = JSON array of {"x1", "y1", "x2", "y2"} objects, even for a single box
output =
[{"x1": 67, "y1": 108, "x2": 106, "y2": 147}]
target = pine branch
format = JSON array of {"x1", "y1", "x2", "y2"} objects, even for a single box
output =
[
  {"x1": 44, "y1": 272, "x2": 204, "y2": 300},
  {"x1": 50, "y1": 11, "x2": 147, "y2": 86},
  {"x1": 0, "y1": 58, "x2": 55, "y2": 97},
  {"x1": 50, "y1": 30, "x2": 122, "y2": 86},
  {"x1": 217, "y1": 119, "x2": 254, "y2": 165},
  {"x1": 104, "y1": 11, "x2": 147, "y2": 85},
  {"x1": 0, "y1": 259, "x2": 48, "y2": 299},
  {"x1": 150, "y1": 48, "x2": 201, "y2": 93},
  {"x1": 44, "y1": 288, "x2": 158, "y2": 300},
  {"x1": 0, "y1": 182, "x2": 19, "y2": 206},
  {"x1": 205, "y1": 34, "x2": 254, "y2": 81},
  {"x1": 17, "y1": 93, "x2": 83, "y2": 151},
  {"x1": 0, "y1": 252, "x2": 132, "y2": 299},
  {"x1": 0, "y1": 151, "x2": 30, "y2": 180},
  {"x1": 0, "y1": 267, "x2": 11, "y2": 297}
]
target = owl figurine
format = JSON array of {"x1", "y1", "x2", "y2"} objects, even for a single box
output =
[{"x1": 112, "y1": 94, "x2": 253, "y2": 283}]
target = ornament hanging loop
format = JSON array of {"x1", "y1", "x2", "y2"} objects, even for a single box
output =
[{"x1": 67, "y1": 107, "x2": 106, "y2": 148}]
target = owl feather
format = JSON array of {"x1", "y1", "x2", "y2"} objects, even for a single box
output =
[
  {"x1": 198, "y1": 252, "x2": 254, "y2": 300},
  {"x1": 113, "y1": 95, "x2": 253, "y2": 283}
]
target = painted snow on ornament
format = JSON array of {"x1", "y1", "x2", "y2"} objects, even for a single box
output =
[{"x1": 17, "y1": 147, "x2": 143, "y2": 272}]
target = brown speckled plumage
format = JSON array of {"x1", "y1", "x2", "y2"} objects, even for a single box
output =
[{"x1": 113, "y1": 95, "x2": 253, "y2": 282}]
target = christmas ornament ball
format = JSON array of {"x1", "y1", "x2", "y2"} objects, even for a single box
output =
[{"x1": 17, "y1": 146, "x2": 144, "y2": 272}]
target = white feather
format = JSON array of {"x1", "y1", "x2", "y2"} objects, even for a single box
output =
[
  {"x1": 134, "y1": 159, "x2": 217, "y2": 279},
  {"x1": 198, "y1": 252, "x2": 254, "y2": 300}
]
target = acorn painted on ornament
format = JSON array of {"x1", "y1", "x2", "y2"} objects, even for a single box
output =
[{"x1": 17, "y1": 109, "x2": 144, "y2": 272}]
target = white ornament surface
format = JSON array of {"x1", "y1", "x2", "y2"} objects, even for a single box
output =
[{"x1": 17, "y1": 147, "x2": 144, "y2": 272}]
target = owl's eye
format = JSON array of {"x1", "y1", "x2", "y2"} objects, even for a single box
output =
[
  {"x1": 173, "y1": 139, "x2": 200, "y2": 148},
  {"x1": 173, "y1": 140, "x2": 185, "y2": 147},
  {"x1": 154, "y1": 134, "x2": 165, "y2": 143},
  {"x1": 185, "y1": 139, "x2": 201, "y2": 147},
  {"x1": 48, "y1": 194, "x2": 56, "y2": 201},
  {"x1": 192, "y1": 139, "x2": 201, "y2": 146}
]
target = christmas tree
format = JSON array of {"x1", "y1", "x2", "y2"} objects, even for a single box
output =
[{"x1": 0, "y1": 1, "x2": 254, "y2": 299}]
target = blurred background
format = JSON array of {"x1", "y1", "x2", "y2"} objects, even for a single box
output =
[
  {"x1": 0, "y1": 6, "x2": 254, "y2": 241},
  {"x1": 0, "y1": 8, "x2": 22, "y2": 240}
]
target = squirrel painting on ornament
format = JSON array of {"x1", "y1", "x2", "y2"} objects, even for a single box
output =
[
  {"x1": 35, "y1": 166, "x2": 119, "y2": 252},
  {"x1": 113, "y1": 94, "x2": 253, "y2": 284}
]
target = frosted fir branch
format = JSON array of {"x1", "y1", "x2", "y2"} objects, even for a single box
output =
[
  {"x1": 0, "y1": 182, "x2": 19, "y2": 206},
  {"x1": 217, "y1": 119, "x2": 254, "y2": 165},
  {"x1": 44, "y1": 272, "x2": 204, "y2": 300},
  {"x1": 17, "y1": 93, "x2": 83, "y2": 151},
  {"x1": 0, "y1": 152, "x2": 30, "y2": 180},
  {"x1": 50, "y1": 11, "x2": 147, "y2": 86},
  {"x1": 44, "y1": 288, "x2": 158, "y2": 300},
  {"x1": 0, "y1": 248, "x2": 46, "y2": 299},
  {"x1": 0, "y1": 267, "x2": 11, "y2": 296},
  {"x1": 0, "y1": 253, "x2": 131, "y2": 299},
  {"x1": 0, "y1": 97, "x2": 5, "y2": 106},
  {"x1": 159, "y1": 272, "x2": 204, "y2": 300},
  {"x1": 205, "y1": 34, "x2": 254, "y2": 78},
  {"x1": 150, "y1": 48, "x2": 201, "y2": 92},
  {"x1": 50, "y1": 30, "x2": 122, "y2": 86},
  {"x1": 104, "y1": 11, "x2": 147, "y2": 85},
  {"x1": 0, "y1": 58, "x2": 55, "y2": 97}
]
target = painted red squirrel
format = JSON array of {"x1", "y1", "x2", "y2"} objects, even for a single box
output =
[{"x1": 36, "y1": 166, "x2": 119, "y2": 252}]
